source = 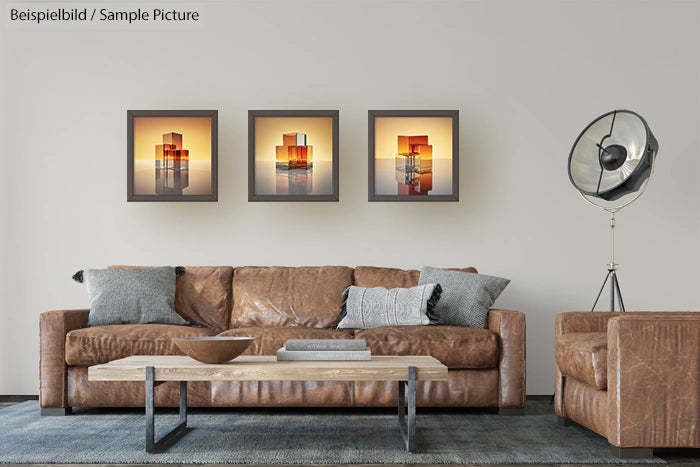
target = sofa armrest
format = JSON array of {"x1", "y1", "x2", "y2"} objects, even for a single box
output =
[
  {"x1": 488, "y1": 309, "x2": 526, "y2": 408},
  {"x1": 607, "y1": 313, "x2": 700, "y2": 448},
  {"x1": 39, "y1": 309, "x2": 89, "y2": 408}
]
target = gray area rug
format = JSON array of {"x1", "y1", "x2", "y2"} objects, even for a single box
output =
[{"x1": 0, "y1": 401, "x2": 663, "y2": 464}]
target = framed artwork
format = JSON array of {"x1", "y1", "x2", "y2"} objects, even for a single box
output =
[
  {"x1": 127, "y1": 110, "x2": 218, "y2": 202},
  {"x1": 248, "y1": 110, "x2": 339, "y2": 201},
  {"x1": 368, "y1": 110, "x2": 459, "y2": 201}
]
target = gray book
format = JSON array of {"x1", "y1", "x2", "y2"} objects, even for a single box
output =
[
  {"x1": 284, "y1": 339, "x2": 367, "y2": 351},
  {"x1": 276, "y1": 348, "x2": 371, "y2": 361}
]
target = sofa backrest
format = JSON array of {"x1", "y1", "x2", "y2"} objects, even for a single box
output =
[
  {"x1": 112, "y1": 265, "x2": 479, "y2": 331},
  {"x1": 353, "y1": 266, "x2": 422, "y2": 289},
  {"x1": 230, "y1": 266, "x2": 354, "y2": 328},
  {"x1": 353, "y1": 266, "x2": 478, "y2": 288},
  {"x1": 174, "y1": 266, "x2": 234, "y2": 332}
]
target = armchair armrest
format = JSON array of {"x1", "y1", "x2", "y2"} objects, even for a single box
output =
[
  {"x1": 554, "y1": 312, "x2": 614, "y2": 414},
  {"x1": 488, "y1": 309, "x2": 526, "y2": 408},
  {"x1": 39, "y1": 309, "x2": 89, "y2": 409},
  {"x1": 607, "y1": 313, "x2": 700, "y2": 448},
  {"x1": 555, "y1": 311, "x2": 619, "y2": 336}
]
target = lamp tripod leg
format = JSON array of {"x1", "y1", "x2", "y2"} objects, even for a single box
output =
[
  {"x1": 591, "y1": 272, "x2": 611, "y2": 312},
  {"x1": 591, "y1": 270, "x2": 626, "y2": 312},
  {"x1": 610, "y1": 271, "x2": 615, "y2": 311},
  {"x1": 612, "y1": 272, "x2": 626, "y2": 312}
]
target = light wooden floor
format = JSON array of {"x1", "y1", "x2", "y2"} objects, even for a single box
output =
[{"x1": 1, "y1": 398, "x2": 698, "y2": 466}]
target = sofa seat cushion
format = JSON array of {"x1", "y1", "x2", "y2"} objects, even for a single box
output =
[
  {"x1": 353, "y1": 266, "x2": 477, "y2": 289},
  {"x1": 555, "y1": 332, "x2": 607, "y2": 389},
  {"x1": 354, "y1": 325, "x2": 499, "y2": 369},
  {"x1": 65, "y1": 324, "x2": 216, "y2": 366},
  {"x1": 230, "y1": 266, "x2": 354, "y2": 328},
  {"x1": 217, "y1": 327, "x2": 355, "y2": 355}
]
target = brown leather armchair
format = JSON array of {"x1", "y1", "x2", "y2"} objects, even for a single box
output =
[{"x1": 554, "y1": 312, "x2": 700, "y2": 458}]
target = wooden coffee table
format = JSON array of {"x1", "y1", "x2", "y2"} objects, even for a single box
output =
[{"x1": 88, "y1": 355, "x2": 448, "y2": 453}]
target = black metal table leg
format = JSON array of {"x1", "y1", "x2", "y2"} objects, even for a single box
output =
[
  {"x1": 145, "y1": 366, "x2": 188, "y2": 453},
  {"x1": 397, "y1": 365, "x2": 417, "y2": 453}
]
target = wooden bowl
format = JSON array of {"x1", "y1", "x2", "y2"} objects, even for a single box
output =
[{"x1": 172, "y1": 336, "x2": 254, "y2": 364}]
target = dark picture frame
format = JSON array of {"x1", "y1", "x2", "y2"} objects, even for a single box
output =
[
  {"x1": 248, "y1": 110, "x2": 339, "y2": 202},
  {"x1": 127, "y1": 110, "x2": 218, "y2": 202},
  {"x1": 368, "y1": 110, "x2": 459, "y2": 202}
]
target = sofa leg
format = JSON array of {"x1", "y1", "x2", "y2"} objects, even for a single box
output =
[
  {"x1": 557, "y1": 415, "x2": 575, "y2": 426},
  {"x1": 498, "y1": 407, "x2": 524, "y2": 416},
  {"x1": 41, "y1": 407, "x2": 72, "y2": 416},
  {"x1": 610, "y1": 445, "x2": 654, "y2": 459}
]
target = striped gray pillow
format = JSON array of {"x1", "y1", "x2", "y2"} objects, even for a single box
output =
[{"x1": 334, "y1": 283, "x2": 442, "y2": 330}]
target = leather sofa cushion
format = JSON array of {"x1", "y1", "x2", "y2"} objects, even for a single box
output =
[
  {"x1": 555, "y1": 332, "x2": 607, "y2": 389},
  {"x1": 354, "y1": 368, "x2": 499, "y2": 407},
  {"x1": 353, "y1": 266, "x2": 478, "y2": 289},
  {"x1": 65, "y1": 324, "x2": 216, "y2": 366},
  {"x1": 354, "y1": 267, "x2": 421, "y2": 289},
  {"x1": 230, "y1": 266, "x2": 353, "y2": 328},
  {"x1": 174, "y1": 266, "x2": 234, "y2": 332},
  {"x1": 218, "y1": 327, "x2": 354, "y2": 355},
  {"x1": 355, "y1": 325, "x2": 499, "y2": 369},
  {"x1": 110, "y1": 265, "x2": 234, "y2": 332}
]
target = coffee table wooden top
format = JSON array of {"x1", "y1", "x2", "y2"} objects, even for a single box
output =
[{"x1": 88, "y1": 355, "x2": 447, "y2": 382}]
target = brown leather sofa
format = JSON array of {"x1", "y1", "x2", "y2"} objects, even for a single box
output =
[
  {"x1": 554, "y1": 311, "x2": 700, "y2": 458},
  {"x1": 40, "y1": 266, "x2": 525, "y2": 415}
]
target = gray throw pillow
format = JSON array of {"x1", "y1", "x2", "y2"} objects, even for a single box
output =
[
  {"x1": 334, "y1": 283, "x2": 442, "y2": 330},
  {"x1": 418, "y1": 266, "x2": 509, "y2": 328},
  {"x1": 76, "y1": 267, "x2": 188, "y2": 326}
]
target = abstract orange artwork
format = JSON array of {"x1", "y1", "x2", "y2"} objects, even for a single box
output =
[
  {"x1": 395, "y1": 135, "x2": 433, "y2": 195},
  {"x1": 369, "y1": 110, "x2": 458, "y2": 202},
  {"x1": 276, "y1": 133, "x2": 313, "y2": 170},
  {"x1": 249, "y1": 110, "x2": 339, "y2": 202},
  {"x1": 127, "y1": 110, "x2": 218, "y2": 202}
]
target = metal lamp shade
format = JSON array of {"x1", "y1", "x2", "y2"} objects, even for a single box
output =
[{"x1": 568, "y1": 110, "x2": 658, "y2": 201}]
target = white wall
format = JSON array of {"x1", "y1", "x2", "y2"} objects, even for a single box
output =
[{"x1": 1, "y1": 0, "x2": 699, "y2": 395}]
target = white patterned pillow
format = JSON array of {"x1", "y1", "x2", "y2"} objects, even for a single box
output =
[
  {"x1": 418, "y1": 266, "x2": 509, "y2": 328},
  {"x1": 334, "y1": 284, "x2": 442, "y2": 330}
]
